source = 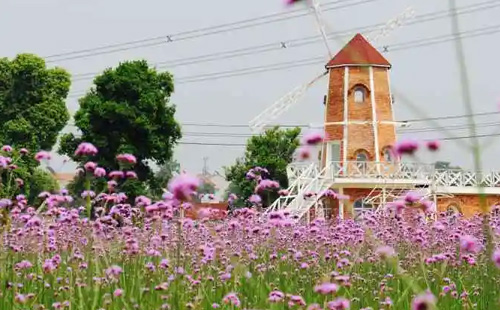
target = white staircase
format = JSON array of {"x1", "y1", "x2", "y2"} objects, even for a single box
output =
[
  {"x1": 362, "y1": 185, "x2": 433, "y2": 213},
  {"x1": 264, "y1": 163, "x2": 333, "y2": 222}
]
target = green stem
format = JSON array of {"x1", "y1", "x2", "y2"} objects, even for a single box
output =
[{"x1": 85, "y1": 177, "x2": 91, "y2": 219}]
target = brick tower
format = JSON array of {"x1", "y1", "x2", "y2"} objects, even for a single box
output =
[{"x1": 323, "y1": 33, "x2": 396, "y2": 166}]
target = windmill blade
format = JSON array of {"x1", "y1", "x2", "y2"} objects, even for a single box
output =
[
  {"x1": 309, "y1": 0, "x2": 333, "y2": 58},
  {"x1": 249, "y1": 72, "x2": 327, "y2": 133},
  {"x1": 249, "y1": 5, "x2": 416, "y2": 134}
]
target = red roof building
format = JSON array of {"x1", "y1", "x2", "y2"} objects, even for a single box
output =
[{"x1": 326, "y1": 33, "x2": 391, "y2": 69}]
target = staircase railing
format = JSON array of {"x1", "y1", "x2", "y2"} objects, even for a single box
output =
[{"x1": 264, "y1": 162, "x2": 317, "y2": 215}]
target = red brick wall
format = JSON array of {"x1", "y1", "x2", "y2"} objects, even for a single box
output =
[
  {"x1": 437, "y1": 195, "x2": 500, "y2": 217},
  {"x1": 185, "y1": 202, "x2": 228, "y2": 220},
  {"x1": 324, "y1": 66, "x2": 396, "y2": 163}
]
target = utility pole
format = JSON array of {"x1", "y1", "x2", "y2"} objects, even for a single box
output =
[{"x1": 202, "y1": 157, "x2": 209, "y2": 177}]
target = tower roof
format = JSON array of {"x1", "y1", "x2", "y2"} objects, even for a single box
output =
[{"x1": 326, "y1": 33, "x2": 391, "y2": 69}]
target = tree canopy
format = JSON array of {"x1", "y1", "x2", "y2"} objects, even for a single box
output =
[
  {"x1": 0, "y1": 54, "x2": 70, "y2": 202},
  {"x1": 59, "y1": 60, "x2": 182, "y2": 199},
  {"x1": 224, "y1": 127, "x2": 301, "y2": 208},
  {"x1": 0, "y1": 53, "x2": 71, "y2": 151}
]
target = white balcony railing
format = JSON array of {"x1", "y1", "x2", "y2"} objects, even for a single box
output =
[{"x1": 287, "y1": 161, "x2": 500, "y2": 188}]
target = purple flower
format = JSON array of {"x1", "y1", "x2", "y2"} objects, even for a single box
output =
[
  {"x1": 81, "y1": 191, "x2": 96, "y2": 199},
  {"x1": 302, "y1": 130, "x2": 324, "y2": 145},
  {"x1": 2, "y1": 145, "x2": 12, "y2": 152},
  {"x1": 411, "y1": 291, "x2": 436, "y2": 310},
  {"x1": 14, "y1": 293, "x2": 27, "y2": 304},
  {"x1": 125, "y1": 171, "x2": 138, "y2": 179},
  {"x1": 459, "y1": 235, "x2": 481, "y2": 254},
  {"x1": 0, "y1": 199, "x2": 12, "y2": 208},
  {"x1": 248, "y1": 194, "x2": 262, "y2": 205},
  {"x1": 493, "y1": 249, "x2": 500, "y2": 268},
  {"x1": 113, "y1": 288, "x2": 123, "y2": 297},
  {"x1": 222, "y1": 292, "x2": 240, "y2": 307},
  {"x1": 109, "y1": 171, "x2": 124, "y2": 179},
  {"x1": 75, "y1": 142, "x2": 98, "y2": 156},
  {"x1": 375, "y1": 245, "x2": 396, "y2": 259},
  {"x1": 393, "y1": 140, "x2": 419, "y2": 156},
  {"x1": 94, "y1": 167, "x2": 106, "y2": 177},
  {"x1": 106, "y1": 265, "x2": 123, "y2": 278},
  {"x1": 116, "y1": 153, "x2": 137, "y2": 164},
  {"x1": 327, "y1": 298, "x2": 350, "y2": 310},
  {"x1": 84, "y1": 161, "x2": 97, "y2": 171},
  {"x1": 314, "y1": 282, "x2": 339, "y2": 294},
  {"x1": 35, "y1": 151, "x2": 51, "y2": 162},
  {"x1": 285, "y1": 0, "x2": 304, "y2": 6},
  {"x1": 268, "y1": 291, "x2": 285, "y2": 303},
  {"x1": 15, "y1": 260, "x2": 33, "y2": 270},
  {"x1": 404, "y1": 191, "x2": 421, "y2": 204},
  {"x1": 426, "y1": 140, "x2": 440, "y2": 152},
  {"x1": 255, "y1": 179, "x2": 280, "y2": 193},
  {"x1": 20, "y1": 148, "x2": 29, "y2": 155},
  {"x1": 297, "y1": 145, "x2": 312, "y2": 160},
  {"x1": 168, "y1": 173, "x2": 200, "y2": 201}
]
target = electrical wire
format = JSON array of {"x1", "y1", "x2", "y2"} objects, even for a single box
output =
[
  {"x1": 45, "y1": 0, "x2": 380, "y2": 62},
  {"x1": 66, "y1": 24, "x2": 500, "y2": 98},
  {"x1": 70, "y1": 0, "x2": 500, "y2": 81},
  {"x1": 172, "y1": 133, "x2": 500, "y2": 147}
]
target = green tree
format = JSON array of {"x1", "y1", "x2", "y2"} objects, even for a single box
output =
[
  {"x1": 0, "y1": 54, "x2": 70, "y2": 203},
  {"x1": 27, "y1": 168, "x2": 59, "y2": 203},
  {"x1": 224, "y1": 127, "x2": 301, "y2": 208},
  {"x1": 0, "y1": 54, "x2": 71, "y2": 151},
  {"x1": 59, "y1": 60, "x2": 181, "y2": 201}
]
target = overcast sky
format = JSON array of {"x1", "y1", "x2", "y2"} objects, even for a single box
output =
[{"x1": 1, "y1": 0, "x2": 499, "y2": 175}]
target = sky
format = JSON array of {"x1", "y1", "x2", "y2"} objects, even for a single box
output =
[{"x1": 0, "y1": 0, "x2": 499, "y2": 176}]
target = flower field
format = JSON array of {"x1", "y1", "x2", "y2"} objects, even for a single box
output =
[
  {"x1": 2, "y1": 196, "x2": 500, "y2": 309},
  {"x1": 0, "y1": 143, "x2": 500, "y2": 310}
]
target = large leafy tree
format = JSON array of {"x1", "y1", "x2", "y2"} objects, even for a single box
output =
[
  {"x1": 0, "y1": 54, "x2": 70, "y2": 201},
  {"x1": 0, "y1": 54, "x2": 71, "y2": 151},
  {"x1": 224, "y1": 127, "x2": 301, "y2": 208},
  {"x1": 59, "y1": 60, "x2": 181, "y2": 199}
]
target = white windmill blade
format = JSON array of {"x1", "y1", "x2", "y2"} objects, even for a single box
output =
[
  {"x1": 309, "y1": 0, "x2": 333, "y2": 58},
  {"x1": 249, "y1": 5, "x2": 415, "y2": 134},
  {"x1": 249, "y1": 71, "x2": 327, "y2": 133},
  {"x1": 365, "y1": 6, "x2": 416, "y2": 44}
]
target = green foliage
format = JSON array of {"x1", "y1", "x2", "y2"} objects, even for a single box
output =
[
  {"x1": 224, "y1": 126, "x2": 301, "y2": 208},
  {"x1": 26, "y1": 169, "x2": 59, "y2": 203},
  {"x1": 59, "y1": 60, "x2": 182, "y2": 201},
  {"x1": 0, "y1": 54, "x2": 70, "y2": 151},
  {"x1": 0, "y1": 54, "x2": 69, "y2": 203}
]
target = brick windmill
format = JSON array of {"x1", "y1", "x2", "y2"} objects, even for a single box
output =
[{"x1": 252, "y1": 2, "x2": 419, "y2": 222}]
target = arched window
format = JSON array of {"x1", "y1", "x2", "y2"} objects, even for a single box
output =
[
  {"x1": 353, "y1": 86, "x2": 366, "y2": 103},
  {"x1": 355, "y1": 150, "x2": 369, "y2": 162},
  {"x1": 382, "y1": 147, "x2": 392, "y2": 162},
  {"x1": 446, "y1": 203, "x2": 461, "y2": 216}
]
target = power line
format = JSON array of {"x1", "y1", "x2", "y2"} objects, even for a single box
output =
[
  {"x1": 70, "y1": 0, "x2": 500, "y2": 81},
  {"x1": 174, "y1": 122, "x2": 500, "y2": 138},
  {"x1": 172, "y1": 133, "x2": 500, "y2": 147},
  {"x1": 66, "y1": 24, "x2": 500, "y2": 98},
  {"x1": 45, "y1": 0, "x2": 379, "y2": 62},
  {"x1": 173, "y1": 24, "x2": 500, "y2": 84},
  {"x1": 65, "y1": 111, "x2": 500, "y2": 131}
]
